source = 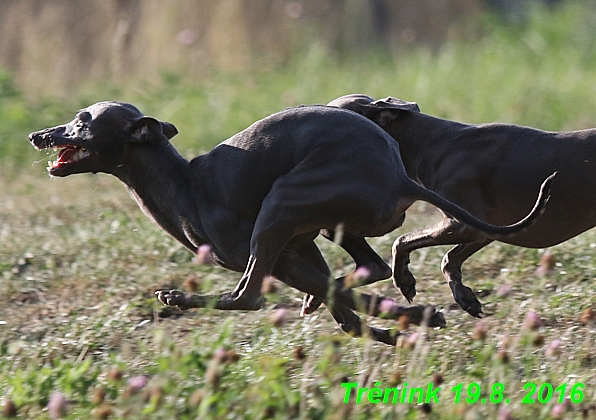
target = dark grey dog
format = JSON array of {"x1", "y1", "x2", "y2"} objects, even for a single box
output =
[
  {"x1": 29, "y1": 101, "x2": 553, "y2": 344},
  {"x1": 313, "y1": 94, "x2": 577, "y2": 318}
]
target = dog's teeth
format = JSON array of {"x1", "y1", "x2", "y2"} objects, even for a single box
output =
[{"x1": 74, "y1": 150, "x2": 86, "y2": 160}]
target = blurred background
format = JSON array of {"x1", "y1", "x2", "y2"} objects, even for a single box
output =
[
  {"x1": 1, "y1": 0, "x2": 596, "y2": 164},
  {"x1": 1, "y1": 0, "x2": 488, "y2": 94},
  {"x1": 0, "y1": 0, "x2": 567, "y2": 95}
]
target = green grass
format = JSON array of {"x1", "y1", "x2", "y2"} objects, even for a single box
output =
[{"x1": 2, "y1": 2, "x2": 596, "y2": 419}]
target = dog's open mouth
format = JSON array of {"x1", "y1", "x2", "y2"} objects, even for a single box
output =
[{"x1": 48, "y1": 145, "x2": 90, "y2": 171}]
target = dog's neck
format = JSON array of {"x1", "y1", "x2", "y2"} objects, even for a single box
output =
[{"x1": 113, "y1": 144, "x2": 205, "y2": 252}]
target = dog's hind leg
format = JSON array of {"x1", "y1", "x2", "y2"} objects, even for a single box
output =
[
  {"x1": 441, "y1": 240, "x2": 493, "y2": 317},
  {"x1": 276, "y1": 239, "x2": 398, "y2": 344},
  {"x1": 302, "y1": 231, "x2": 392, "y2": 316},
  {"x1": 320, "y1": 230, "x2": 392, "y2": 282},
  {"x1": 327, "y1": 304, "x2": 398, "y2": 345},
  {"x1": 275, "y1": 238, "x2": 445, "y2": 343},
  {"x1": 391, "y1": 217, "x2": 487, "y2": 316}
]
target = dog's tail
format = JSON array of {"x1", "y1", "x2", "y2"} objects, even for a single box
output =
[{"x1": 408, "y1": 172, "x2": 556, "y2": 235}]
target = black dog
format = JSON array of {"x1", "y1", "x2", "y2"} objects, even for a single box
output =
[
  {"x1": 314, "y1": 94, "x2": 570, "y2": 318},
  {"x1": 29, "y1": 101, "x2": 553, "y2": 344}
]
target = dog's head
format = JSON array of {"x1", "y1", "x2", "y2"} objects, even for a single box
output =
[
  {"x1": 29, "y1": 101, "x2": 178, "y2": 177},
  {"x1": 328, "y1": 94, "x2": 420, "y2": 126}
]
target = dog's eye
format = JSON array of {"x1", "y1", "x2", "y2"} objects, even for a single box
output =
[{"x1": 77, "y1": 111, "x2": 92, "y2": 123}]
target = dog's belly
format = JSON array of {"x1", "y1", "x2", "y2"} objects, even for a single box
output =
[
  {"x1": 342, "y1": 211, "x2": 407, "y2": 238},
  {"x1": 498, "y1": 214, "x2": 596, "y2": 248},
  {"x1": 473, "y1": 187, "x2": 596, "y2": 248},
  {"x1": 427, "y1": 157, "x2": 596, "y2": 249}
]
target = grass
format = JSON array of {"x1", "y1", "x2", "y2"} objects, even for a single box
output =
[{"x1": 1, "y1": 2, "x2": 596, "y2": 419}]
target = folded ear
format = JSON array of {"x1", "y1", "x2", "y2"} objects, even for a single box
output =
[
  {"x1": 129, "y1": 116, "x2": 178, "y2": 145},
  {"x1": 367, "y1": 97, "x2": 420, "y2": 126},
  {"x1": 160, "y1": 121, "x2": 178, "y2": 140},
  {"x1": 328, "y1": 94, "x2": 420, "y2": 127},
  {"x1": 372, "y1": 97, "x2": 420, "y2": 112}
]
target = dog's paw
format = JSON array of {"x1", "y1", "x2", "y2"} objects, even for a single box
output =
[
  {"x1": 401, "y1": 305, "x2": 446, "y2": 328},
  {"x1": 393, "y1": 268, "x2": 417, "y2": 303},
  {"x1": 300, "y1": 294, "x2": 323, "y2": 316},
  {"x1": 425, "y1": 307, "x2": 447, "y2": 328},
  {"x1": 396, "y1": 277, "x2": 417, "y2": 303},
  {"x1": 155, "y1": 289, "x2": 189, "y2": 310},
  {"x1": 400, "y1": 284, "x2": 417, "y2": 303},
  {"x1": 367, "y1": 326, "x2": 399, "y2": 346},
  {"x1": 449, "y1": 282, "x2": 483, "y2": 318}
]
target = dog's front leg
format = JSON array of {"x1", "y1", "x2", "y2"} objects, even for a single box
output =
[
  {"x1": 155, "y1": 289, "x2": 247, "y2": 310},
  {"x1": 156, "y1": 211, "x2": 290, "y2": 312},
  {"x1": 155, "y1": 255, "x2": 267, "y2": 311}
]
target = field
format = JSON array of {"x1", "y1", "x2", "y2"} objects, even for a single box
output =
[{"x1": 2, "y1": 3, "x2": 596, "y2": 419}]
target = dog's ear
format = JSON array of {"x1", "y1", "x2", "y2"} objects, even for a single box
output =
[
  {"x1": 160, "y1": 121, "x2": 179, "y2": 140},
  {"x1": 328, "y1": 95, "x2": 419, "y2": 127},
  {"x1": 372, "y1": 97, "x2": 420, "y2": 112},
  {"x1": 366, "y1": 97, "x2": 420, "y2": 126},
  {"x1": 129, "y1": 117, "x2": 178, "y2": 145}
]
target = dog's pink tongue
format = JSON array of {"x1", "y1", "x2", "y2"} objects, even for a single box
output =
[{"x1": 57, "y1": 147, "x2": 78, "y2": 164}]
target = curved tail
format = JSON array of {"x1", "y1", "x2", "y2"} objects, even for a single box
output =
[{"x1": 408, "y1": 172, "x2": 556, "y2": 235}]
